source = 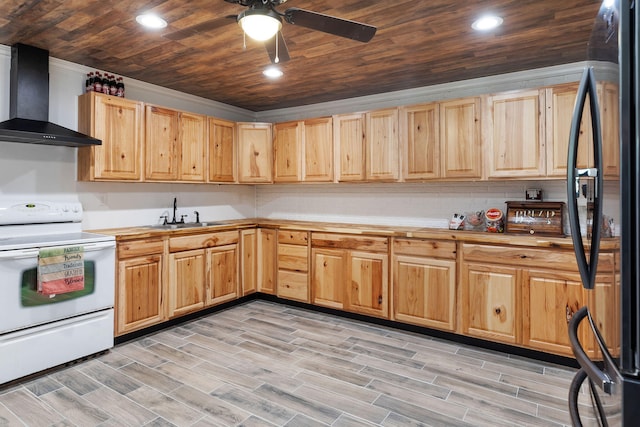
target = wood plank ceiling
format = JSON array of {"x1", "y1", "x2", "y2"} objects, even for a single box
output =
[{"x1": 0, "y1": 1, "x2": 603, "y2": 112}]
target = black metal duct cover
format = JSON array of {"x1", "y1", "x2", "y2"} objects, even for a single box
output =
[{"x1": 0, "y1": 43, "x2": 101, "y2": 147}]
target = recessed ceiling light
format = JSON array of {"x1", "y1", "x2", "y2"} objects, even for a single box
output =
[
  {"x1": 472, "y1": 15, "x2": 503, "y2": 31},
  {"x1": 263, "y1": 67, "x2": 283, "y2": 78},
  {"x1": 136, "y1": 13, "x2": 167, "y2": 29}
]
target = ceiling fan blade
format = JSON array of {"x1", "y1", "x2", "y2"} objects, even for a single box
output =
[
  {"x1": 265, "y1": 31, "x2": 290, "y2": 64},
  {"x1": 284, "y1": 7, "x2": 376, "y2": 42}
]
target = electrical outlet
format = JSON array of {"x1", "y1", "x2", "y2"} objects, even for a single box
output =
[{"x1": 526, "y1": 188, "x2": 542, "y2": 201}]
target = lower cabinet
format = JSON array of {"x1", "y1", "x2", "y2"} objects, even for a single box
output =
[
  {"x1": 116, "y1": 238, "x2": 165, "y2": 336},
  {"x1": 240, "y1": 229, "x2": 257, "y2": 295},
  {"x1": 257, "y1": 228, "x2": 277, "y2": 294},
  {"x1": 461, "y1": 263, "x2": 520, "y2": 344},
  {"x1": 461, "y1": 243, "x2": 616, "y2": 357},
  {"x1": 277, "y1": 230, "x2": 310, "y2": 302},
  {"x1": 311, "y1": 233, "x2": 389, "y2": 318},
  {"x1": 392, "y1": 238, "x2": 457, "y2": 331},
  {"x1": 168, "y1": 231, "x2": 239, "y2": 318}
]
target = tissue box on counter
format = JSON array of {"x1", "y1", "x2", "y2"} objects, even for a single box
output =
[{"x1": 505, "y1": 201, "x2": 565, "y2": 236}]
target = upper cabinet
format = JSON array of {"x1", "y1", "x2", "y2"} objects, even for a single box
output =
[
  {"x1": 273, "y1": 117, "x2": 333, "y2": 183},
  {"x1": 401, "y1": 103, "x2": 440, "y2": 180},
  {"x1": 487, "y1": 89, "x2": 545, "y2": 178},
  {"x1": 237, "y1": 122, "x2": 273, "y2": 183},
  {"x1": 145, "y1": 105, "x2": 207, "y2": 182},
  {"x1": 208, "y1": 117, "x2": 237, "y2": 183},
  {"x1": 78, "y1": 92, "x2": 144, "y2": 181},
  {"x1": 335, "y1": 108, "x2": 399, "y2": 182},
  {"x1": 439, "y1": 97, "x2": 483, "y2": 179},
  {"x1": 545, "y1": 82, "x2": 619, "y2": 179}
]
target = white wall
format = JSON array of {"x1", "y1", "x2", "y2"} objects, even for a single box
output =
[{"x1": 0, "y1": 44, "x2": 621, "y2": 233}]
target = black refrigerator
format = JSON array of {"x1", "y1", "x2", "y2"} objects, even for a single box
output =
[{"x1": 566, "y1": 0, "x2": 640, "y2": 425}]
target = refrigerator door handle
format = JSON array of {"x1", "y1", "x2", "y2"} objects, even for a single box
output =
[{"x1": 566, "y1": 67, "x2": 604, "y2": 290}]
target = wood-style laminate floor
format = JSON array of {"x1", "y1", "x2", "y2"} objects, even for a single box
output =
[{"x1": 0, "y1": 301, "x2": 609, "y2": 426}]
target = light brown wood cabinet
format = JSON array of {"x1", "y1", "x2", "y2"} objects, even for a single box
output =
[
  {"x1": 311, "y1": 233, "x2": 389, "y2": 318},
  {"x1": 78, "y1": 92, "x2": 144, "y2": 181},
  {"x1": 335, "y1": 109, "x2": 399, "y2": 182},
  {"x1": 546, "y1": 82, "x2": 619, "y2": 178},
  {"x1": 439, "y1": 97, "x2": 482, "y2": 179},
  {"x1": 392, "y1": 238, "x2": 457, "y2": 331},
  {"x1": 487, "y1": 89, "x2": 545, "y2": 178},
  {"x1": 257, "y1": 228, "x2": 277, "y2": 294},
  {"x1": 208, "y1": 117, "x2": 237, "y2": 183},
  {"x1": 273, "y1": 118, "x2": 333, "y2": 183},
  {"x1": 240, "y1": 229, "x2": 257, "y2": 295},
  {"x1": 167, "y1": 231, "x2": 239, "y2": 317},
  {"x1": 462, "y1": 242, "x2": 617, "y2": 357},
  {"x1": 115, "y1": 238, "x2": 165, "y2": 336},
  {"x1": 400, "y1": 103, "x2": 440, "y2": 180},
  {"x1": 145, "y1": 106, "x2": 207, "y2": 182},
  {"x1": 461, "y1": 262, "x2": 520, "y2": 344},
  {"x1": 237, "y1": 122, "x2": 273, "y2": 183},
  {"x1": 277, "y1": 230, "x2": 310, "y2": 302}
]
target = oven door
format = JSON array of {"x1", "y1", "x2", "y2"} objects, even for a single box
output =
[{"x1": 0, "y1": 240, "x2": 115, "y2": 334}]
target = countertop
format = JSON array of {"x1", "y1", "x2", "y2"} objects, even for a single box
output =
[{"x1": 89, "y1": 218, "x2": 619, "y2": 250}]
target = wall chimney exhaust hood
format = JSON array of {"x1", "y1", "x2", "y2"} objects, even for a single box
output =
[{"x1": 0, "y1": 43, "x2": 101, "y2": 147}]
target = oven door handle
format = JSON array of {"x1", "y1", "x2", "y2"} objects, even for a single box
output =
[
  {"x1": 0, "y1": 248, "x2": 40, "y2": 259},
  {"x1": 0, "y1": 241, "x2": 114, "y2": 259}
]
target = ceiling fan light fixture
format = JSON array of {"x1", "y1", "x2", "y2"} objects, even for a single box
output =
[
  {"x1": 238, "y1": 9, "x2": 282, "y2": 41},
  {"x1": 471, "y1": 15, "x2": 503, "y2": 31},
  {"x1": 136, "y1": 13, "x2": 168, "y2": 29}
]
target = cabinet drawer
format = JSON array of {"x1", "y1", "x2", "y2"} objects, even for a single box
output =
[
  {"x1": 311, "y1": 233, "x2": 388, "y2": 252},
  {"x1": 462, "y1": 243, "x2": 614, "y2": 272},
  {"x1": 169, "y1": 230, "x2": 238, "y2": 252},
  {"x1": 277, "y1": 270, "x2": 309, "y2": 302},
  {"x1": 393, "y1": 238, "x2": 456, "y2": 259},
  {"x1": 118, "y1": 238, "x2": 164, "y2": 259},
  {"x1": 278, "y1": 244, "x2": 308, "y2": 272},
  {"x1": 278, "y1": 230, "x2": 309, "y2": 245}
]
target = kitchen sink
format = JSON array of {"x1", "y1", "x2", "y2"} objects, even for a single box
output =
[{"x1": 150, "y1": 221, "x2": 222, "y2": 230}]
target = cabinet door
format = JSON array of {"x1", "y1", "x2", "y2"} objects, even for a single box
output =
[
  {"x1": 599, "y1": 82, "x2": 620, "y2": 177},
  {"x1": 145, "y1": 105, "x2": 179, "y2": 181},
  {"x1": 240, "y1": 229, "x2": 257, "y2": 295},
  {"x1": 545, "y1": 83, "x2": 592, "y2": 177},
  {"x1": 462, "y1": 263, "x2": 519, "y2": 344},
  {"x1": 303, "y1": 117, "x2": 334, "y2": 182},
  {"x1": 347, "y1": 251, "x2": 389, "y2": 318},
  {"x1": 168, "y1": 249, "x2": 205, "y2": 317},
  {"x1": 206, "y1": 244, "x2": 239, "y2": 306},
  {"x1": 238, "y1": 123, "x2": 273, "y2": 183},
  {"x1": 178, "y1": 112, "x2": 207, "y2": 182},
  {"x1": 311, "y1": 248, "x2": 346, "y2": 309},
  {"x1": 401, "y1": 103, "x2": 440, "y2": 180},
  {"x1": 393, "y1": 255, "x2": 456, "y2": 331},
  {"x1": 117, "y1": 254, "x2": 164, "y2": 335},
  {"x1": 208, "y1": 118, "x2": 237, "y2": 183},
  {"x1": 488, "y1": 89, "x2": 545, "y2": 178},
  {"x1": 78, "y1": 93, "x2": 144, "y2": 181},
  {"x1": 274, "y1": 121, "x2": 302, "y2": 182},
  {"x1": 335, "y1": 113, "x2": 365, "y2": 181},
  {"x1": 440, "y1": 97, "x2": 482, "y2": 179},
  {"x1": 366, "y1": 108, "x2": 399, "y2": 181},
  {"x1": 523, "y1": 269, "x2": 590, "y2": 356},
  {"x1": 257, "y1": 228, "x2": 277, "y2": 294}
]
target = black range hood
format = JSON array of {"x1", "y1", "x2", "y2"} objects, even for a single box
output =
[{"x1": 0, "y1": 43, "x2": 101, "y2": 147}]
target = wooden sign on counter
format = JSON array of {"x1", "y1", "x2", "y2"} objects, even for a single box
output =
[{"x1": 505, "y1": 201, "x2": 565, "y2": 236}]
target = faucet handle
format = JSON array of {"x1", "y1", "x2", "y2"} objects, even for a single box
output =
[
  {"x1": 159, "y1": 214, "x2": 169, "y2": 225},
  {"x1": 180, "y1": 214, "x2": 188, "y2": 224}
]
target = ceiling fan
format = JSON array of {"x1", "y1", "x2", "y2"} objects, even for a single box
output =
[{"x1": 224, "y1": 0, "x2": 377, "y2": 64}]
